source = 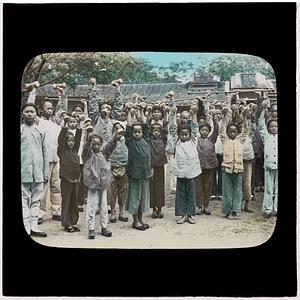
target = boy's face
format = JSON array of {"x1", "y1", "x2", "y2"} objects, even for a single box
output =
[
  {"x1": 113, "y1": 123, "x2": 124, "y2": 134},
  {"x1": 66, "y1": 136, "x2": 75, "y2": 149},
  {"x1": 67, "y1": 117, "x2": 78, "y2": 130},
  {"x1": 132, "y1": 125, "x2": 143, "y2": 141},
  {"x1": 271, "y1": 105, "x2": 278, "y2": 119},
  {"x1": 41, "y1": 101, "x2": 54, "y2": 118},
  {"x1": 179, "y1": 128, "x2": 191, "y2": 142},
  {"x1": 91, "y1": 138, "x2": 102, "y2": 153},
  {"x1": 151, "y1": 125, "x2": 161, "y2": 139},
  {"x1": 268, "y1": 120, "x2": 278, "y2": 135},
  {"x1": 227, "y1": 125, "x2": 239, "y2": 140},
  {"x1": 22, "y1": 106, "x2": 37, "y2": 125},
  {"x1": 100, "y1": 104, "x2": 111, "y2": 118},
  {"x1": 73, "y1": 107, "x2": 83, "y2": 117},
  {"x1": 181, "y1": 111, "x2": 190, "y2": 124},
  {"x1": 176, "y1": 113, "x2": 181, "y2": 124},
  {"x1": 152, "y1": 109, "x2": 162, "y2": 120},
  {"x1": 199, "y1": 126, "x2": 210, "y2": 138},
  {"x1": 119, "y1": 112, "x2": 127, "y2": 122},
  {"x1": 198, "y1": 118, "x2": 206, "y2": 125}
]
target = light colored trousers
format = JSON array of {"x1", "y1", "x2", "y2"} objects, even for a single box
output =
[
  {"x1": 39, "y1": 162, "x2": 61, "y2": 219},
  {"x1": 86, "y1": 188, "x2": 108, "y2": 231},
  {"x1": 242, "y1": 160, "x2": 253, "y2": 202},
  {"x1": 22, "y1": 182, "x2": 43, "y2": 234},
  {"x1": 222, "y1": 171, "x2": 243, "y2": 215},
  {"x1": 262, "y1": 169, "x2": 278, "y2": 214},
  {"x1": 167, "y1": 154, "x2": 177, "y2": 192}
]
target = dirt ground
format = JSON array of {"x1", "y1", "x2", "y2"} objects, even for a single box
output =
[{"x1": 32, "y1": 166, "x2": 277, "y2": 249}]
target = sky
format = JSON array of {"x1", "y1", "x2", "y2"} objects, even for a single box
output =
[
  {"x1": 130, "y1": 52, "x2": 223, "y2": 82},
  {"x1": 131, "y1": 52, "x2": 221, "y2": 68}
]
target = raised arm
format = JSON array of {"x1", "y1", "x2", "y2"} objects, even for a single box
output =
[
  {"x1": 219, "y1": 106, "x2": 230, "y2": 144},
  {"x1": 87, "y1": 78, "x2": 101, "y2": 126},
  {"x1": 110, "y1": 80, "x2": 124, "y2": 120}
]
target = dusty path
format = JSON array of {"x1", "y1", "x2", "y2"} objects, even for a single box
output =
[{"x1": 33, "y1": 191, "x2": 276, "y2": 249}]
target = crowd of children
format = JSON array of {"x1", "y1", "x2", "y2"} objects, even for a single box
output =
[{"x1": 21, "y1": 80, "x2": 278, "y2": 239}]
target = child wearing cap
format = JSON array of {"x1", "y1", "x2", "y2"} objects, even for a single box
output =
[
  {"x1": 57, "y1": 130, "x2": 81, "y2": 233},
  {"x1": 106, "y1": 122, "x2": 129, "y2": 223},
  {"x1": 258, "y1": 102, "x2": 278, "y2": 219},
  {"x1": 82, "y1": 131, "x2": 123, "y2": 239},
  {"x1": 125, "y1": 107, "x2": 152, "y2": 231},
  {"x1": 219, "y1": 106, "x2": 248, "y2": 220},
  {"x1": 195, "y1": 115, "x2": 219, "y2": 216},
  {"x1": 149, "y1": 116, "x2": 168, "y2": 219},
  {"x1": 170, "y1": 107, "x2": 201, "y2": 225}
]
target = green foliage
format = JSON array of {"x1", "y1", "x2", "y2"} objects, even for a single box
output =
[{"x1": 195, "y1": 54, "x2": 275, "y2": 81}]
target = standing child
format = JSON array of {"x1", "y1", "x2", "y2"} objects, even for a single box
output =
[
  {"x1": 195, "y1": 115, "x2": 219, "y2": 215},
  {"x1": 57, "y1": 129, "x2": 81, "y2": 232},
  {"x1": 125, "y1": 107, "x2": 152, "y2": 230},
  {"x1": 21, "y1": 103, "x2": 48, "y2": 237},
  {"x1": 258, "y1": 101, "x2": 278, "y2": 218},
  {"x1": 82, "y1": 132, "x2": 123, "y2": 239},
  {"x1": 171, "y1": 107, "x2": 202, "y2": 224},
  {"x1": 149, "y1": 115, "x2": 168, "y2": 218},
  {"x1": 219, "y1": 107, "x2": 248, "y2": 220},
  {"x1": 107, "y1": 122, "x2": 129, "y2": 223}
]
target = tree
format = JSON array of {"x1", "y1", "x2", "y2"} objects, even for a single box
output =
[{"x1": 195, "y1": 54, "x2": 275, "y2": 81}]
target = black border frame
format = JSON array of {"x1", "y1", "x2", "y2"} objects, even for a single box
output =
[{"x1": 2, "y1": 3, "x2": 297, "y2": 297}]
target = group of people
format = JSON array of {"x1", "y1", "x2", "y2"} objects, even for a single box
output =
[{"x1": 21, "y1": 79, "x2": 278, "y2": 239}]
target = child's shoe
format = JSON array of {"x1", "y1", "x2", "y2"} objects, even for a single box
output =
[
  {"x1": 203, "y1": 207, "x2": 211, "y2": 215},
  {"x1": 101, "y1": 228, "x2": 112, "y2": 237},
  {"x1": 72, "y1": 225, "x2": 80, "y2": 232},
  {"x1": 196, "y1": 207, "x2": 203, "y2": 215},
  {"x1": 88, "y1": 230, "x2": 95, "y2": 239},
  {"x1": 65, "y1": 226, "x2": 75, "y2": 233},
  {"x1": 187, "y1": 215, "x2": 196, "y2": 224},
  {"x1": 177, "y1": 216, "x2": 186, "y2": 224},
  {"x1": 225, "y1": 214, "x2": 235, "y2": 220}
]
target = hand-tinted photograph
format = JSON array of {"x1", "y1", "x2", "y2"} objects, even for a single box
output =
[{"x1": 20, "y1": 52, "x2": 278, "y2": 249}]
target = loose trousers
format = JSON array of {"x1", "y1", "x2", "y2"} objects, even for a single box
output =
[
  {"x1": 262, "y1": 169, "x2": 278, "y2": 214},
  {"x1": 86, "y1": 188, "x2": 108, "y2": 231},
  {"x1": 175, "y1": 177, "x2": 196, "y2": 216},
  {"x1": 195, "y1": 169, "x2": 213, "y2": 208},
  {"x1": 167, "y1": 154, "x2": 177, "y2": 192},
  {"x1": 22, "y1": 182, "x2": 43, "y2": 234},
  {"x1": 39, "y1": 161, "x2": 61, "y2": 219},
  {"x1": 107, "y1": 173, "x2": 128, "y2": 209},
  {"x1": 61, "y1": 178, "x2": 79, "y2": 229},
  {"x1": 212, "y1": 154, "x2": 223, "y2": 196},
  {"x1": 222, "y1": 171, "x2": 243, "y2": 215},
  {"x1": 150, "y1": 166, "x2": 165, "y2": 209},
  {"x1": 242, "y1": 160, "x2": 253, "y2": 202}
]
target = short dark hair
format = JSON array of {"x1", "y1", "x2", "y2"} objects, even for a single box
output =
[
  {"x1": 151, "y1": 123, "x2": 162, "y2": 130},
  {"x1": 267, "y1": 119, "x2": 278, "y2": 129},
  {"x1": 226, "y1": 122, "x2": 239, "y2": 135},
  {"x1": 199, "y1": 122, "x2": 211, "y2": 132},
  {"x1": 132, "y1": 123, "x2": 143, "y2": 132},
  {"x1": 177, "y1": 123, "x2": 191, "y2": 134},
  {"x1": 72, "y1": 104, "x2": 84, "y2": 112},
  {"x1": 90, "y1": 134, "x2": 103, "y2": 144},
  {"x1": 21, "y1": 103, "x2": 39, "y2": 114}
]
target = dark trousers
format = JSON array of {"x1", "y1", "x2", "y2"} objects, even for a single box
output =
[
  {"x1": 251, "y1": 157, "x2": 264, "y2": 192},
  {"x1": 150, "y1": 166, "x2": 165, "y2": 209},
  {"x1": 195, "y1": 169, "x2": 213, "y2": 208},
  {"x1": 212, "y1": 154, "x2": 223, "y2": 196},
  {"x1": 77, "y1": 165, "x2": 87, "y2": 206},
  {"x1": 107, "y1": 173, "x2": 128, "y2": 208},
  {"x1": 175, "y1": 177, "x2": 196, "y2": 216},
  {"x1": 61, "y1": 178, "x2": 79, "y2": 228}
]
